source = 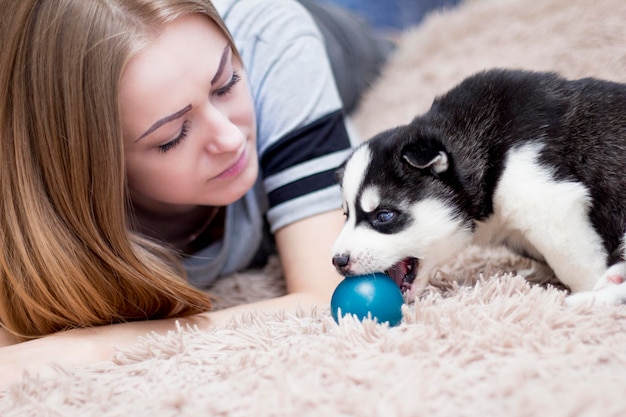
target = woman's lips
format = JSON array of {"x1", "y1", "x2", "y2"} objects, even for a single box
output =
[{"x1": 216, "y1": 148, "x2": 248, "y2": 179}]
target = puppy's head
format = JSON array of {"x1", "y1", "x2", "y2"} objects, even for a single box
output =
[{"x1": 332, "y1": 124, "x2": 473, "y2": 295}]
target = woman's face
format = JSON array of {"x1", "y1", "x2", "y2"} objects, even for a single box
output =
[{"x1": 120, "y1": 14, "x2": 257, "y2": 215}]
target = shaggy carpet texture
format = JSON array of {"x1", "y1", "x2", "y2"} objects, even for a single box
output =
[{"x1": 3, "y1": 0, "x2": 626, "y2": 415}]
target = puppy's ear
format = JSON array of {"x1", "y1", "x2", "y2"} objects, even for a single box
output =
[{"x1": 401, "y1": 141, "x2": 449, "y2": 174}]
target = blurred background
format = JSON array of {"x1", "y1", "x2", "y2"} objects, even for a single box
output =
[{"x1": 312, "y1": 0, "x2": 462, "y2": 34}]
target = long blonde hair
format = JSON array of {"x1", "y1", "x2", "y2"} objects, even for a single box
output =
[{"x1": 0, "y1": 0, "x2": 237, "y2": 340}]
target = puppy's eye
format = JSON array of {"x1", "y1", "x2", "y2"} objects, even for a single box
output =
[{"x1": 375, "y1": 210, "x2": 395, "y2": 224}]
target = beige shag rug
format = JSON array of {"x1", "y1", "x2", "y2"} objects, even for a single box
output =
[{"x1": 4, "y1": 0, "x2": 626, "y2": 415}]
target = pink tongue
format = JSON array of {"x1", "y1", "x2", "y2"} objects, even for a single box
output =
[{"x1": 387, "y1": 262, "x2": 409, "y2": 288}]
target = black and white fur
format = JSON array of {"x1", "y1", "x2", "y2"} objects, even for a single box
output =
[{"x1": 332, "y1": 69, "x2": 626, "y2": 306}]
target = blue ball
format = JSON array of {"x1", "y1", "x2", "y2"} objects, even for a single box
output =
[{"x1": 331, "y1": 273, "x2": 404, "y2": 327}]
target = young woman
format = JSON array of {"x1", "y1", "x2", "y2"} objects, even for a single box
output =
[{"x1": 0, "y1": 0, "x2": 389, "y2": 384}]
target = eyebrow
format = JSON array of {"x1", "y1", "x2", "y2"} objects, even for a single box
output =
[
  {"x1": 135, "y1": 45, "x2": 231, "y2": 142},
  {"x1": 211, "y1": 44, "x2": 231, "y2": 85},
  {"x1": 136, "y1": 104, "x2": 192, "y2": 142}
]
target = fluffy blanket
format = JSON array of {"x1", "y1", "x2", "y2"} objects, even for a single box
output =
[{"x1": 3, "y1": 0, "x2": 626, "y2": 415}]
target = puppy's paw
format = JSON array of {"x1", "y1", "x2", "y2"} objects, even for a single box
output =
[
  {"x1": 566, "y1": 282, "x2": 626, "y2": 307},
  {"x1": 517, "y1": 260, "x2": 554, "y2": 279},
  {"x1": 593, "y1": 262, "x2": 626, "y2": 291}
]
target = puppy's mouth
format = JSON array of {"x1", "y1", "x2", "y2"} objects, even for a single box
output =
[{"x1": 386, "y1": 257, "x2": 418, "y2": 293}]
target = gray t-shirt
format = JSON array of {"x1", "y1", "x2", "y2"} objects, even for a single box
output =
[{"x1": 184, "y1": 0, "x2": 355, "y2": 287}]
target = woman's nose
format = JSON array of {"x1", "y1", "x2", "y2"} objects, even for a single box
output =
[{"x1": 200, "y1": 105, "x2": 244, "y2": 154}]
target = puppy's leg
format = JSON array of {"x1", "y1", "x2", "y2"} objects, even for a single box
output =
[{"x1": 495, "y1": 144, "x2": 606, "y2": 293}]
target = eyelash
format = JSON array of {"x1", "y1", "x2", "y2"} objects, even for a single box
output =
[
  {"x1": 158, "y1": 120, "x2": 189, "y2": 153},
  {"x1": 157, "y1": 71, "x2": 241, "y2": 154},
  {"x1": 216, "y1": 71, "x2": 241, "y2": 97}
]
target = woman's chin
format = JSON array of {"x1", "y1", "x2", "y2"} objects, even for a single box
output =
[{"x1": 209, "y1": 160, "x2": 259, "y2": 206}]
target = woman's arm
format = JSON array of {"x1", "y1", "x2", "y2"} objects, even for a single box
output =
[
  {"x1": 273, "y1": 209, "x2": 345, "y2": 300},
  {"x1": 0, "y1": 210, "x2": 345, "y2": 388}
]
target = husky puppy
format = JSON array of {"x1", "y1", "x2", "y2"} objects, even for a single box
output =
[{"x1": 332, "y1": 69, "x2": 626, "y2": 306}]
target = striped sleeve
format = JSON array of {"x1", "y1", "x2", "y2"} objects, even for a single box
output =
[
  {"x1": 262, "y1": 111, "x2": 350, "y2": 206},
  {"x1": 261, "y1": 110, "x2": 353, "y2": 231}
]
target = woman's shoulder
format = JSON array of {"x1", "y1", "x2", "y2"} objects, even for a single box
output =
[
  {"x1": 216, "y1": 0, "x2": 342, "y2": 143},
  {"x1": 214, "y1": 0, "x2": 322, "y2": 42}
]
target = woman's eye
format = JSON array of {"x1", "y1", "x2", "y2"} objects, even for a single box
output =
[
  {"x1": 375, "y1": 210, "x2": 394, "y2": 223},
  {"x1": 215, "y1": 71, "x2": 241, "y2": 97},
  {"x1": 158, "y1": 121, "x2": 189, "y2": 153}
]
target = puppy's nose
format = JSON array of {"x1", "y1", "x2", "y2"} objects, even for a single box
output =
[{"x1": 332, "y1": 254, "x2": 350, "y2": 269}]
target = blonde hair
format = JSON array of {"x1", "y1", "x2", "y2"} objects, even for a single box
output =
[{"x1": 0, "y1": 0, "x2": 237, "y2": 340}]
